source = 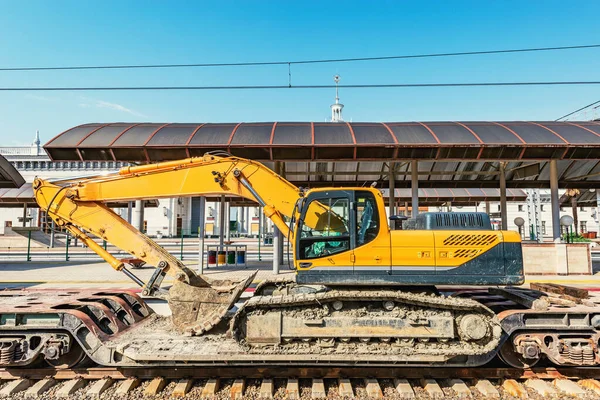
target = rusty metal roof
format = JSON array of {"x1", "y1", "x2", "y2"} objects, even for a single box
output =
[{"x1": 45, "y1": 121, "x2": 600, "y2": 162}]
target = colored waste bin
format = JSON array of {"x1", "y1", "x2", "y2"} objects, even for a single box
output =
[
  {"x1": 217, "y1": 251, "x2": 226, "y2": 264},
  {"x1": 237, "y1": 250, "x2": 246, "y2": 264},
  {"x1": 208, "y1": 250, "x2": 217, "y2": 264},
  {"x1": 227, "y1": 251, "x2": 236, "y2": 264}
]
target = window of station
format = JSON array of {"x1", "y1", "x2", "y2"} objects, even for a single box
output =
[
  {"x1": 298, "y1": 197, "x2": 350, "y2": 259},
  {"x1": 542, "y1": 221, "x2": 546, "y2": 234},
  {"x1": 518, "y1": 205, "x2": 524, "y2": 212}
]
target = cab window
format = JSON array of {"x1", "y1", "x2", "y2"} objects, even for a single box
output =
[
  {"x1": 356, "y1": 191, "x2": 379, "y2": 246},
  {"x1": 298, "y1": 197, "x2": 350, "y2": 259}
]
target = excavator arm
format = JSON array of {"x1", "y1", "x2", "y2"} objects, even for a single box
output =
[{"x1": 33, "y1": 153, "x2": 302, "y2": 335}]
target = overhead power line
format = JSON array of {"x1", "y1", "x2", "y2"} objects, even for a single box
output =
[
  {"x1": 1, "y1": 81, "x2": 600, "y2": 91},
  {"x1": 556, "y1": 99, "x2": 600, "y2": 121},
  {"x1": 1, "y1": 44, "x2": 600, "y2": 72}
]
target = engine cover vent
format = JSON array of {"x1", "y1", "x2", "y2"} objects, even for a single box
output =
[{"x1": 416, "y1": 212, "x2": 492, "y2": 231}]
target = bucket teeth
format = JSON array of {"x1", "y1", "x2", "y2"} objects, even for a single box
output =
[{"x1": 168, "y1": 270, "x2": 257, "y2": 335}]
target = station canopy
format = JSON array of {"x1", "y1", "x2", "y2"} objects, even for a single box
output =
[
  {"x1": 44, "y1": 121, "x2": 600, "y2": 189},
  {"x1": 0, "y1": 154, "x2": 25, "y2": 189}
]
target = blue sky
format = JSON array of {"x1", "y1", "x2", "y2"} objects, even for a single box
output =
[{"x1": 1, "y1": 1, "x2": 600, "y2": 144}]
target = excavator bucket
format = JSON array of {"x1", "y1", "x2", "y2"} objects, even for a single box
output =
[{"x1": 168, "y1": 271, "x2": 257, "y2": 335}]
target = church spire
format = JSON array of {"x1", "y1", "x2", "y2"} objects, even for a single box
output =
[
  {"x1": 330, "y1": 75, "x2": 344, "y2": 122},
  {"x1": 33, "y1": 130, "x2": 41, "y2": 155}
]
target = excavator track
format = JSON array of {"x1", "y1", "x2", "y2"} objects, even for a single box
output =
[{"x1": 231, "y1": 289, "x2": 502, "y2": 362}]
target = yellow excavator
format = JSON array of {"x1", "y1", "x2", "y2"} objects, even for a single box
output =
[
  {"x1": 24, "y1": 153, "x2": 537, "y2": 367},
  {"x1": 0, "y1": 152, "x2": 591, "y2": 369}
]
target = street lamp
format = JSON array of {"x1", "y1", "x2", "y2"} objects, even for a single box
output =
[
  {"x1": 514, "y1": 217, "x2": 525, "y2": 239},
  {"x1": 560, "y1": 215, "x2": 574, "y2": 243}
]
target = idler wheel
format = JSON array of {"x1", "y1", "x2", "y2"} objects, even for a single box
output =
[{"x1": 459, "y1": 314, "x2": 489, "y2": 341}]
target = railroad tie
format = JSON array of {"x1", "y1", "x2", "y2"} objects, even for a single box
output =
[
  {"x1": 86, "y1": 378, "x2": 114, "y2": 398},
  {"x1": 115, "y1": 378, "x2": 140, "y2": 395},
  {"x1": 144, "y1": 377, "x2": 167, "y2": 396},
  {"x1": 474, "y1": 379, "x2": 499, "y2": 399},
  {"x1": 172, "y1": 379, "x2": 194, "y2": 397},
  {"x1": 338, "y1": 378, "x2": 354, "y2": 398},
  {"x1": 0, "y1": 378, "x2": 32, "y2": 396},
  {"x1": 25, "y1": 378, "x2": 56, "y2": 398},
  {"x1": 285, "y1": 378, "x2": 299, "y2": 400},
  {"x1": 201, "y1": 378, "x2": 220, "y2": 399},
  {"x1": 393, "y1": 378, "x2": 415, "y2": 399},
  {"x1": 56, "y1": 378, "x2": 87, "y2": 398},
  {"x1": 552, "y1": 379, "x2": 587, "y2": 398},
  {"x1": 420, "y1": 378, "x2": 444, "y2": 399},
  {"x1": 578, "y1": 379, "x2": 600, "y2": 395},
  {"x1": 311, "y1": 378, "x2": 326, "y2": 399},
  {"x1": 446, "y1": 379, "x2": 472, "y2": 399},
  {"x1": 230, "y1": 379, "x2": 245, "y2": 400},
  {"x1": 501, "y1": 379, "x2": 528, "y2": 399},
  {"x1": 364, "y1": 378, "x2": 383, "y2": 399},
  {"x1": 524, "y1": 379, "x2": 557, "y2": 396},
  {"x1": 259, "y1": 378, "x2": 274, "y2": 399}
]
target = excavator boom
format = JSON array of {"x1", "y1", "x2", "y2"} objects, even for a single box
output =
[{"x1": 33, "y1": 154, "x2": 302, "y2": 335}]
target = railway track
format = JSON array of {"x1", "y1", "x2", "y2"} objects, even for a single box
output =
[{"x1": 1, "y1": 367, "x2": 600, "y2": 398}]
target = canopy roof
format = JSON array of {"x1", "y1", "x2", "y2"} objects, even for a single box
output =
[
  {"x1": 0, "y1": 155, "x2": 25, "y2": 188},
  {"x1": 43, "y1": 122, "x2": 600, "y2": 190},
  {"x1": 45, "y1": 121, "x2": 600, "y2": 162}
]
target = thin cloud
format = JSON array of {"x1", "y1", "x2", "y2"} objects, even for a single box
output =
[
  {"x1": 25, "y1": 94, "x2": 57, "y2": 102},
  {"x1": 78, "y1": 96, "x2": 147, "y2": 118}
]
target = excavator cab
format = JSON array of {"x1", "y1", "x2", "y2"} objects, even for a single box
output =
[{"x1": 295, "y1": 188, "x2": 386, "y2": 281}]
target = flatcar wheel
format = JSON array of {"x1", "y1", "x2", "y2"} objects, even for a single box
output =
[
  {"x1": 45, "y1": 344, "x2": 88, "y2": 369},
  {"x1": 499, "y1": 338, "x2": 540, "y2": 369}
]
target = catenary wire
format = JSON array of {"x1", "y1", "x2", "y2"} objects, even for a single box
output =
[
  {"x1": 556, "y1": 99, "x2": 600, "y2": 121},
  {"x1": 1, "y1": 44, "x2": 599, "y2": 71},
  {"x1": 2, "y1": 81, "x2": 600, "y2": 91}
]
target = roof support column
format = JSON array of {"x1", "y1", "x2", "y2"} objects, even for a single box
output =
[
  {"x1": 411, "y1": 160, "x2": 419, "y2": 218},
  {"x1": 197, "y1": 196, "x2": 206, "y2": 274},
  {"x1": 597, "y1": 190, "x2": 600, "y2": 235},
  {"x1": 272, "y1": 161, "x2": 283, "y2": 274},
  {"x1": 389, "y1": 162, "x2": 396, "y2": 217},
  {"x1": 22, "y1": 203, "x2": 27, "y2": 227},
  {"x1": 50, "y1": 220, "x2": 55, "y2": 248},
  {"x1": 499, "y1": 162, "x2": 508, "y2": 230},
  {"x1": 550, "y1": 159, "x2": 561, "y2": 242},
  {"x1": 273, "y1": 226, "x2": 282, "y2": 275},
  {"x1": 127, "y1": 202, "x2": 133, "y2": 224},
  {"x1": 219, "y1": 195, "x2": 225, "y2": 248},
  {"x1": 134, "y1": 200, "x2": 144, "y2": 232}
]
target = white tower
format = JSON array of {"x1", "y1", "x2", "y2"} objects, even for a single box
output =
[
  {"x1": 33, "y1": 130, "x2": 41, "y2": 155},
  {"x1": 330, "y1": 75, "x2": 344, "y2": 122}
]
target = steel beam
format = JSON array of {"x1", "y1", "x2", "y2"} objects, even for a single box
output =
[
  {"x1": 500, "y1": 162, "x2": 508, "y2": 230},
  {"x1": 411, "y1": 160, "x2": 419, "y2": 217},
  {"x1": 550, "y1": 160, "x2": 561, "y2": 241},
  {"x1": 219, "y1": 195, "x2": 225, "y2": 248},
  {"x1": 389, "y1": 162, "x2": 396, "y2": 217},
  {"x1": 198, "y1": 197, "x2": 206, "y2": 273},
  {"x1": 273, "y1": 226, "x2": 280, "y2": 274}
]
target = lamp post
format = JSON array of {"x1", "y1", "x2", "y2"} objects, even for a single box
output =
[
  {"x1": 560, "y1": 215, "x2": 574, "y2": 243},
  {"x1": 514, "y1": 217, "x2": 525, "y2": 240}
]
